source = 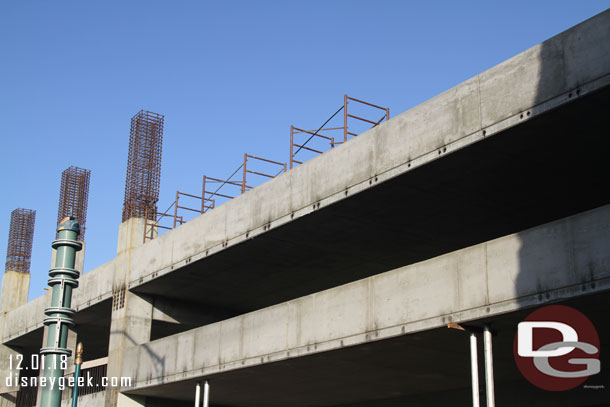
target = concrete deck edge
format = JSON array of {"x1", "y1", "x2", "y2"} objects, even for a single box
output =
[{"x1": 122, "y1": 203, "x2": 610, "y2": 390}]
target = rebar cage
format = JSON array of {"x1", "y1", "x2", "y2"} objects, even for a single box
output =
[
  {"x1": 122, "y1": 110, "x2": 164, "y2": 222},
  {"x1": 57, "y1": 166, "x2": 91, "y2": 240},
  {"x1": 141, "y1": 94, "x2": 388, "y2": 243},
  {"x1": 144, "y1": 154, "x2": 287, "y2": 242},
  {"x1": 5, "y1": 208, "x2": 36, "y2": 273},
  {"x1": 290, "y1": 94, "x2": 389, "y2": 169}
]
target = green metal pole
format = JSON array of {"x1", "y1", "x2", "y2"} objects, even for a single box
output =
[
  {"x1": 71, "y1": 342, "x2": 83, "y2": 407},
  {"x1": 40, "y1": 217, "x2": 82, "y2": 407}
]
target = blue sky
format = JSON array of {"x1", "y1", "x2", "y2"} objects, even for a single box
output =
[{"x1": 1, "y1": 1, "x2": 608, "y2": 300}]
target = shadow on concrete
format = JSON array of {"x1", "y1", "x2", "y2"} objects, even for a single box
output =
[{"x1": 510, "y1": 20, "x2": 610, "y2": 406}]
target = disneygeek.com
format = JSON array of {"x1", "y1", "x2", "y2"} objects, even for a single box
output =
[{"x1": 5, "y1": 374, "x2": 131, "y2": 390}]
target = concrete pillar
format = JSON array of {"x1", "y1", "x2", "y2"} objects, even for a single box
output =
[
  {"x1": 0, "y1": 270, "x2": 31, "y2": 405},
  {"x1": 0, "y1": 271, "x2": 30, "y2": 313},
  {"x1": 0, "y1": 316, "x2": 19, "y2": 401},
  {"x1": 105, "y1": 290, "x2": 152, "y2": 407},
  {"x1": 106, "y1": 218, "x2": 153, "y2": 407},
  {"x1": 117, "y1": 218, "x2": 153, "y2": 256}
]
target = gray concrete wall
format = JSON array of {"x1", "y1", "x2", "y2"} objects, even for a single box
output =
[
  {"x1": 61, "y1": 391, "x2": 105, "y2": 407},
  {"x1": 0, "y1": 392, "x2": 16, "y2": 407},
  {"x1": 121, "y1": 203, "x2": 610, "y2": 390},
  {"x1": 1, "y1": 258, "x2": 114, "y2": 343},
  {"x1": 116, "y1": 218, "x2": 148, "y2": 256},
  {"x1": 106, "y1": 218, "x2": 153, "y2": 407},
  {"x1": 114, "y1": 8, "x2": 610, "y2": 294},
  {"x1": 0, "y1": 271, "x2": 30, "y2": 314},
  {"x1": 2, "y1": 9, "x2": 609, "y2": 348}
]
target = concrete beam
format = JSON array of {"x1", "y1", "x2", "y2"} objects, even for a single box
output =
[
  {"x1": 122, "y1": 203, "x2": 610, "y2": 390},
  {"x1": 151, "y1": 297, "x2": 233, "y2": 325},
  {"x1": 3, "y1": 9, "x2": 609, "y2": 349},
  {"x1": 117, "y1": 218, "x2": 148, "y2": 256},
  {"x1": 106, "y1": 290, "x2": 153, "y2": 407},
  {"x1": 0, "y1": 271, "x2": 30, "y2": 313},
  {"x1": 1, "y1": 257, "x2": 115, "y2": 344},
  {"x1": 118, "y1": 8, "x2": 610, "y2": 293}
]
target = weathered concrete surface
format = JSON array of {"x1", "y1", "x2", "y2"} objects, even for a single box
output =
[
  {"x1": 0, "y1": 269, "x2": 31, "y2": 393},
  {"x1": 122, "y1": 203, "x2": 610, "y2": 390},
  {"x1": 116, "y1": 218, "x2": 148, "y2": 256},
  {"x1": 0, "y1": 8, "x2": 606, "y2": 407},
  {"x1": 106, "y1": 290, "x2": 152, "y2": 407},
  {"x1": 1, "y1": 258, "x2": 114, "y2": 343},
  {"x1": 0, "y1": 271, "x2": 30, "y2": 314},
  {"x1": 60, "y1": 391, "x2": 105, "y2": 407},
  {"x1": 106, "y1": 221, "x2": 157, "y2": 407},
  {"x1": 2, "y1": 9, "x2": 609, "y2": 349},
  {"x1": 0, "y1": 392, "x2": 16, "y2": 407},
  {"x1": 119, "y1": 8, "x2": 610, "y2": 292}
]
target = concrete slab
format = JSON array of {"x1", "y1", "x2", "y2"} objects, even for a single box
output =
[
  {"x1": 3, "y1": 9, "x2": 610, "y2": 350},
  {"x1": 122, "y1": 204, "x2": 610, "y2": 391},
  {"x1": 125, "y1": 292, "x2": 610, "y2": 407}
]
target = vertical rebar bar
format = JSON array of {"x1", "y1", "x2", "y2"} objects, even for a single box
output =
[
  {"x1": 173, "y1": 190, "x2": 179, "y2": 229},
  {"x1": 201, "y1": 176, "x2": 207, "y2": 214},
  {"x1": 57, "y1": 166, "x2": 90, "y2": 241},
  {"x1": 242, "y1": 153, "x2": 248, "y2": 194},
  {"x1": 290, "y1": 125, "x2": 294, "y2": 169},
  {"x1": 5, "y1": 208, "x2": 36, "y2": 273},
  {"x1": 122, "y1": 110, "x2": 164, "y2": 222},
  {"x1": 343, "y1": 94, "x2": 348, "y2": 142}
]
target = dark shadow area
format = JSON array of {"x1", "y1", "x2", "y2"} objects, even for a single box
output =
[
  {"x1": 512, "y1": 20, "x2": 610, "y2": 406},
  {"x1": 74, "y1": 298, "x2": 112, "y2": 360},
  {"x1": 149, "y1": 295, "x2": 234, "y2": 341},
  {"x1": 512, "y1": 25, "x2": 610, "y2": 406}
]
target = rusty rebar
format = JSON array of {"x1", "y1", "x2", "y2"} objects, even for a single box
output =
[
  {"x1": 57, "y1": 166, "x2": 91, "y2": 241},
  {"x1": 122, "y1": 110, "x2": 164, "y2": 222},
  {"x1": 5, "y1": 208, "x2": 36, "y2": 273},
  {"x1": 290, "y1": 95, "x2": 389, "y2": 168}
]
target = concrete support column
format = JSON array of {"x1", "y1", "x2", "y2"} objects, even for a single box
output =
[
  {"x1": 117, "y1": 218, "x2": 150, "y2": 256},
  {"x1": 0, "y1": 270, "x2": 30, "y2": 405},
  {"x1": 0, "y1": 271, "x2": 31, "y2": 314},
  {"x1": 105, "y1": 217, "x2": 153, "y2": 407},
  {"x1": 105, "y1": 290, "x2": 152, "y2": 407},
  {"x1": 0, "y1": 316, "x2": 19, "y2": 403}
]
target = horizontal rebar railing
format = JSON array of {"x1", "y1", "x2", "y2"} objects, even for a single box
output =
[
  {"x1": 242, "y1": 154, "x2": 287, "y2": 193},
  {"x1": 142, "y1": 94, "x2": 388, "y2": 243},
  {"x1": 290, "y1": 94, "x2": 389, "y2": 168},
  {"x1": 343, "y1": 94, "x2": 390, "y2": 141}
]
